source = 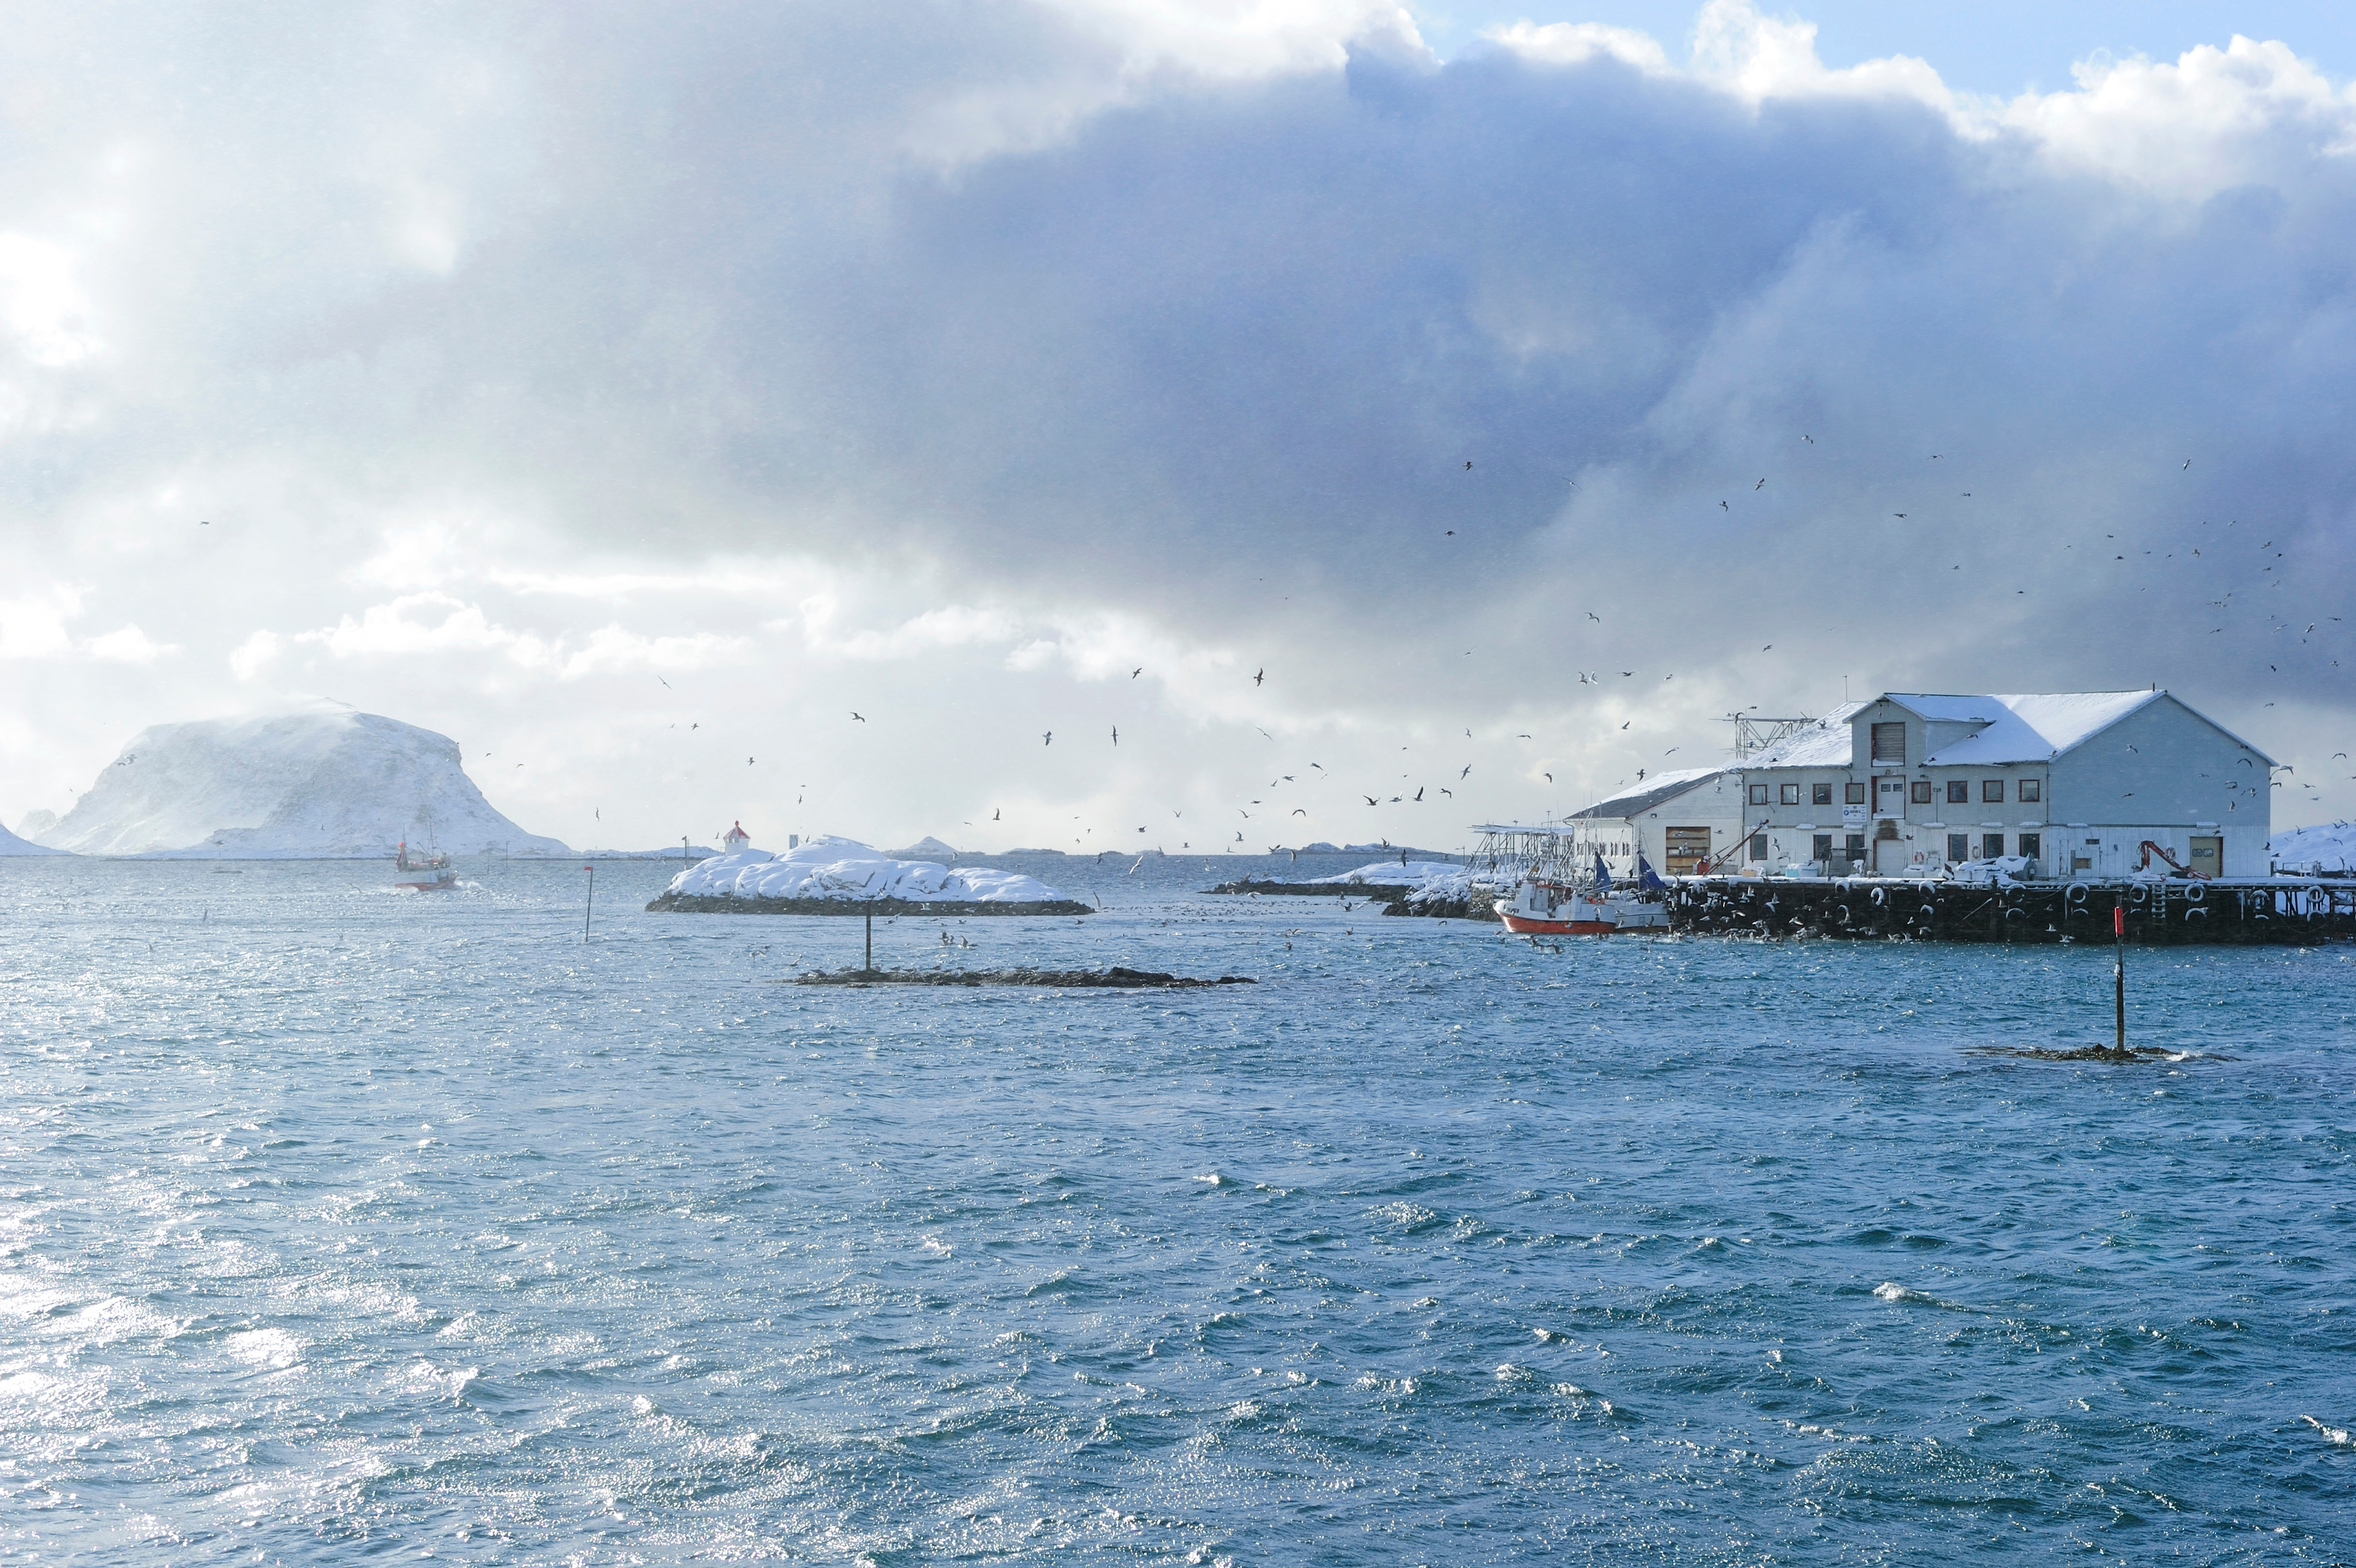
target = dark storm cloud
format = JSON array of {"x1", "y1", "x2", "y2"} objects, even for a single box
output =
[{"x1": 7, "y1": 1, "x2": 2355, "y2": 737}]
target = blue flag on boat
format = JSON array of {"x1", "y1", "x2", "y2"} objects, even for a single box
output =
[
  {"x1": 1635, "y1": 853, "x2": 1667, "y2": 891},
  {"x1": 1593, "y1": 851, "x2": 1613, "y2": 892}
]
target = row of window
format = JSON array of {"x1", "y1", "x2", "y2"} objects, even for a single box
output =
[
  {"x1": 1748, "y1": 778, "x2": 2043, "y2": 806},
  {"x1": 1747, "y1": 832, "x2": 2046, "y2": 863}
]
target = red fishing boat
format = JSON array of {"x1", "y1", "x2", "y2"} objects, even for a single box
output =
[{"x1": 1492, "y1": 850, "x2": 1669, "y2": 935}]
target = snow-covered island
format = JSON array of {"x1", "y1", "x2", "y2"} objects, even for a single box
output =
[
  {"x1": 19, "y1": 709, "x2": 569, "y2": 858},
  {"x1": 647, "y1": 836, "x2": 1092, "y2": 916}
]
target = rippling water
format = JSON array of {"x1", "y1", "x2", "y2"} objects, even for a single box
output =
[{"x1": 3, "y1": 854, "x2": 2351, "y2": 1564}]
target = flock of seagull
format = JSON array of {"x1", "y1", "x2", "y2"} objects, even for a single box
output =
[{"x1": 550, "y1": 435, "x2": 2342, "y2": 842}]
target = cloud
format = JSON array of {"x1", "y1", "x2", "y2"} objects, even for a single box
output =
[
  {"x1": 290, "y1": 592, "x2": 750, "y2": 679},
  {"x1": 0, "y1": 585, "x2": 170, "y2": 663},
  {"x1": 5, "y1": 1, "x2": 2356, "y2": 841}
]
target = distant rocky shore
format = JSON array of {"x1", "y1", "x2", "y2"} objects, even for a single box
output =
[{"x1": 1206, "y1": 872, "x2": 1498, "y2": 921}]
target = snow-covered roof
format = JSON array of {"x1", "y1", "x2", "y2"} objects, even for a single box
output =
[
  {"x1": 1741, "y1": 691, "x2": 2270, "y2": 771},
  {"x1": 1919, "y1": 691, "x2": 2158, "y2": 763},
  {"x1": 1743, "y1": 703, "x2": 1866, "y2": 769},
  {"x1": 1882, "y1": 694, "x2": 2002, "y2": 724},
  {"x1": 1567, "y1": 766, "x2": 1723, "y2": 820}
]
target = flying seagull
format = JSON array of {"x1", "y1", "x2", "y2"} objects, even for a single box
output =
[
  {"x1": 1043, "y1": 731, "x2": 1052, "y2": 746},
  {"x1": 1253, "y1": 668, "x2": 1264, "y2": 686},
  {"x1": 1111, "y1": 726, "x2": 1119, "y2": 746},
  {"x1": 1131, "y1": 667, "x2": 1142, "y2": 679},
  {"x1": 850, "y1": 712, "x2": 865, "y2": 722}
]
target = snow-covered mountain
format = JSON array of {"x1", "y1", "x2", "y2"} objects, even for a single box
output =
[
  {"x1": 0, "y1": 817, "x2": 67, "y2": 855},
  {"x1": 27, "y1": 710, "x2": 571, "y2": 858},
  {"x1": 887, "y1": 836, "x2": 961, "y2": 860}
]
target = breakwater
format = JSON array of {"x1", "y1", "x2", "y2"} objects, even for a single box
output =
[
  {"x1": 1205, "y1": 876, "x2": 1502, "y2": 921},
  {"x1": 1668, "y1": 876, "x2": 2356, "y2": 944}
]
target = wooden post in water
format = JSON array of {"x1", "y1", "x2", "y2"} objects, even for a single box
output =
[
  {"x1": 584, "y1": 863, "x2": 596, "y2": 942},
  {"x1": 865, "y1": 903, "x2": 874, "y2": 973},
  {"x1": 2112, "y1": 897, "x2": 2126, "y2": 1050}
]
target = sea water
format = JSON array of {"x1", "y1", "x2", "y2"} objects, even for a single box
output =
[{"x1": 1, "y1": 853, "x2": 2350, "y2": 1564}]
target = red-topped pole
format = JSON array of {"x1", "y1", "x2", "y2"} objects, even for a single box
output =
[
  {"x1": 584, "y1": 863, "x2": 596, "y2": 943},
  {"x1": 2113, "y1": 897, "x2": 2126, "y2": 1050}
]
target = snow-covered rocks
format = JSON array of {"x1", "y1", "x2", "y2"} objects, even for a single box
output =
[
  {"x1": 652, "y1": 837, "x2": 1083, "y2": 911},
  {"x1": 26, "y1": 709, "x2": 570, "y2": 858},
  {"x1": 886, "y1": 836, "x2": 962, "y2": 861}
]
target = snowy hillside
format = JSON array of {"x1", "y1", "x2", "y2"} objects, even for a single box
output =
[
  {"x1": 665, "y1": 837, "x2": 1069, "y2": 903},
  {"x1": 27, "y1": 710, "x2": 571, "y2": 858},
  {"x1": 2271, "y1": 823, "x2": 2356, "y2": 874},
  {"x1": 0, "y1": 817, "x2": 67, "y2": 855}
]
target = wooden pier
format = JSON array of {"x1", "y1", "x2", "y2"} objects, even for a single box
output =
[{"x1": 1666, "y1": 876, "x2": 2356, "y2": 945}]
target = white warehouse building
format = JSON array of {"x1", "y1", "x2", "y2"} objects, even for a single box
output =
[
  {"x1": 1731, "y1": 690, "x2": 2273, "y2": 879},
  {"x1": 1561, "y1": 766, "x2": 1743, "y2": 880}
]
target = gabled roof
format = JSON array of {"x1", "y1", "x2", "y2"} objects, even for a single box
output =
[
  {"x1": 1741, "y1": 690, "x2": 2274, "y2": 770},
  {"x1": 1920, "y1": 691, "x2": 2158, "y2": 763},
  {"x1": 1567, "y1": 766, "x2": 1725, "y2": 820},
  {"x1": 1880, "y1": 693, "x2": 2002, "y2": 724},
  {"x1": 1742, "y1": 702, "x2": 1865, "y2": 769}
]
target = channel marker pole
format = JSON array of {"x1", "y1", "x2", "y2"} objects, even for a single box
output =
[{"x1": 2112, "y1": 897, "x2": 2125, "y2": 1050}]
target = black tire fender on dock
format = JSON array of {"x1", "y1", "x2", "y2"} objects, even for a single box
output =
[
  {"x1": 2184, "y1": 882, "x2": 2204, "y2": 904},
  {"x1": 2066, "y1": 882, "x2": 2089, "y2": 905}
]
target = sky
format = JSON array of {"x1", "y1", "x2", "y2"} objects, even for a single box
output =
[{"x1": 4, "y1": 0, "x2": 2355, "y2": 855}]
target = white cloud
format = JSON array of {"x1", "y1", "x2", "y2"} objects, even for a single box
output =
[
  {"x1": 291, "y1": 593, "x2": 749, "y2": 679},
  {"x1": 0, "y1": 233, "x2": 100, "y2": 368},
  {"x1": 83, "y1": 624, "x2": 174, "y2": 663},
  {"x1": 5, "y1": 2, "x2": 2356, "y2": 840},
  {"x1": 1995, "y1": 35, "x2": 2356, "y2": 196}
]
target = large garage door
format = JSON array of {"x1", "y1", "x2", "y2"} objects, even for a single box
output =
[{"x1": 1664, "y1": 826, "x2": 1711, "y2": 874}]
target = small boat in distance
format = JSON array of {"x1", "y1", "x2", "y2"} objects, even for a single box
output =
[{"x1": 393, "y1": 840, "x2": 457, "y2": 892}]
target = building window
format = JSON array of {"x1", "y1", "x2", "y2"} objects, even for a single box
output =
[
  {"x1": 1982, "y1": 779, "x2": 2004, "y2": 803},
  {"x1": 1911, "y1": 780, "x2": 1932, "y2": 804},
  {"x1": 1813, "y1": 833, "x2": 1833, "y2": 863},
  {"x1": 1845, "y1": 782, "x2": 1867, "y2": 805},
  {"x1": 2019, "y1": 779, "x2": 2041, "y2": 803},
  {"x1": 1946, "y1": 833, "x2": 1970, "y2": 863},
  {"x1": 1946, "y1": 779, "x2": 1968, "y2": 804},
  {"x1": 1780, "y1": 783, "x2": 1801, "y2": 805},
  {"x1": 1749, "y1": 783, "x2": 1768, "y2": 805},
  {"x1": 1871, "y1": 721, "x2": 1905, "y2": 763},
  {"x1": 1749, "y1": 833, "x2": 1768, "y2": 862},
  {"x1": 2020, "y1": 832, "x2": 2042, "y2": 862},
  {"x1": 1846, "y1": 833, "x2": 1865, "y2": 862},
  {"x1": 1812, "y1": 782, "x2": 1833, "y2": 805},
  {"x1": 1983, "y1": 832, "x2": 2004, "y2": 859}
]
